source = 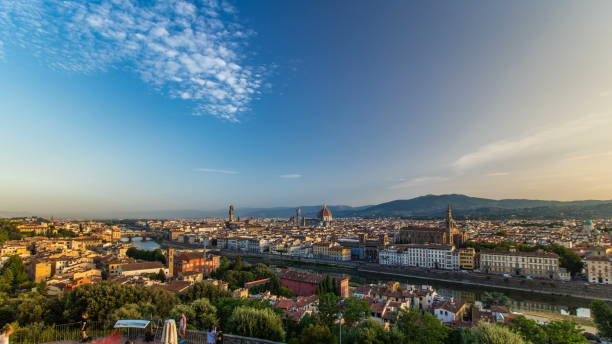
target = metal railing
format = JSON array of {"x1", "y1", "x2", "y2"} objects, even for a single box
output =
[
  {"x1": 12, "y1": 319, "x2": 164, "y2": 344},
  {"x1": 11, "y1": 321, "x2": 283, "y2": 344}
]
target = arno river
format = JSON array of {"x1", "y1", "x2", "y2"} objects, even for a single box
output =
[
  {"x1": 121, "y1": 236, "x2": 161, "y2": 251},
  {"x1": 122, "y1": 236, "x2": 593, "y2": 318}
]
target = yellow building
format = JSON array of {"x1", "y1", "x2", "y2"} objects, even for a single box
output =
[
  {"x1": 0, "y1": 242, "x2": 30, "y2": 257},
  {"x1": 28, "y1": 260, "x2": 52, "y2": 283},
  {"x1": 313, "y1": 243, "x2": 351, "y2": 261},
  {"x1": 585, "y1": 248, "x2": 612, "y2": 284},
  {"x1": 459, "y1": 248, "x2": 477, "y2": 270},
  {"x1": 329, "y1": 246, "x2": 351, "y2": 261},
  {"x1": 232, "y1": 288, "x2": 249, "y2": 298}
]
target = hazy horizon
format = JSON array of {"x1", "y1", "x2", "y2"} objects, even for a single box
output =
[{"x1": 3, "y1": 1, "x2": 612, "y2": 215}]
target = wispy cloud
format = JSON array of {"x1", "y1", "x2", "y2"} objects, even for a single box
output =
[
  {"x1": 564, "y1": 151, "x2": 612, "y2": 162},
  {"x1": 280, "y1": 174, "x2": 302, "y2": 179},
  {"x1": 485, "y1": 172, "x2": 510, "y2": 177},
  {"x1": 453, "y1": 114, "x2": 612, "y2": 171},
  {"x1": 195, "y1": 168, "x2": 239, "y2": 174},
  {"x1": 389, "y1": 176, "x2": 449, "y2": 189},
  {"x1": 0, "y1": 0, "x2": 263, "y2": 122}
]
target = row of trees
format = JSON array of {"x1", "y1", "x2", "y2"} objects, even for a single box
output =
[
  {"x1": 0, "y1": 256, "x2": 32, "y2": 295},
  {"x1": 125, "y1": 247, "x2": 167, "y2": 264},
  {"x1": 0, "y1": 220, "x2": 23, "y2": 243}
]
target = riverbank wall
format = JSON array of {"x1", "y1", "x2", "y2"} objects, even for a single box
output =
[{"x1": 218, "y1": 250, "x2": 612, "y2": 302}]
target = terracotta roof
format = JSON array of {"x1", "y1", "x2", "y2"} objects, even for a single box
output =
[
  {"x1": 156, "y1": 280, "x2": 192, "y2": 293},
  {"x1": 318, "y1": 206, "x2": 332, "y2": 218},
  {"x1": 432, "y1": 301, "x2": 465, "y2": 314}
]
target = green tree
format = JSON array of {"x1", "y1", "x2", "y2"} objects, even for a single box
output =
[
  {"x1": 179, "y1": 281, "x2": 232, "y2": 303},
  {"x1": 590, "y1": 300, "x2": 612, "y2": 340},
  {"x1": 352, "y1": 318, "x2": 401, "y2": 344},
  {"x1": 0, "y1": 221, "x2": 23, "y2": 243},
  {"x1": 506, "y1": 316, "x2": 547, "y2": 343},
  {"x1": 395, "y1": 308, "x2": 448, "y2": 344},
  {"x1": 343, "y1": 297, "x2": 370, "y2": 327},
  {"x1": 228, "y1": 306, "x2": 285, "y2": 341},
  {"x1": 481, "y1": 292, "x2": 511, "y2": 309},
  {"x1": 190, "y1": 298, "x2": 218, "y2": 330},
  {"x1": 60, "y1": 281, "x2": 178, "y2": 322},
  {"x1": 317, "y1": 293, "x2": 340, "y2": 327},
  {"x1": 298, "y1": 324, "x2": 336, "y2": 344},
  {"x1": 233, "y1": 256, "x2": 243, "y2": 271},
  {"x1": 462, "y1": 322, "x2": 526, "y2": 344},
  {"x1": 544, "y1": 320, "x2": 586, "y2": 344},
  {"x1": 108, "y1": 303, "x2": 142, "y2": 321},
  {"x1": 213, "y1": 297, "x2": 278, "y2": 328},
  {"x1": 316, "y1": 275, "x2": 339, "y2": 296},
  {"x1": 0, "y1": 255, "x2": 30, "y2": 293},
  {"x1": 125, "y1": 247, "x2": 167, "y2": 265},
  {"x1": 547, "y1": 244, "x2": 583, "y2": 276},
  {"x1": 16, "y1": 293, "x2": 47, "y2": 325}
]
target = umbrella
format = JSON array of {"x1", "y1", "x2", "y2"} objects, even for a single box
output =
[{"x1": 161, "y1": 319, "x2": 178, "y2": 344}]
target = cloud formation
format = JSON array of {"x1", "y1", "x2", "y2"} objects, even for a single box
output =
[
  {"x1": 0, "y1": 0, "x2": 262, "y2": 122},
  {"x1": 389, "y1": 176, "x2": 449, "y2": 189},
  {"x1": 453, "y1": 113, "x2": 612, "y2": 171},
  {"x1": 195, "y1": 168, "x2": 239, "y2": 174},
  {"x1": 280, "y1": 174, "x2": 302, "y2": 179}
]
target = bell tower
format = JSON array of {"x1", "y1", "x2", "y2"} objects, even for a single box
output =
[
  {"x1": 229, "y1": 205, "x2": 235, "y2": 222},
  {"x1": 445, "y1": 204, "x2": 455, "y2": 245}
]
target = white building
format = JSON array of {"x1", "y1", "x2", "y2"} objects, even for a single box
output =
[{"x1": 379, "y1": 245, "x2": 459, "y2": 270}]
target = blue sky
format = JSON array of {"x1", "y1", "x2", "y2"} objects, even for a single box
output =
[{"x1": 2, "y1": 0, "x2": 612, "y2": 216}]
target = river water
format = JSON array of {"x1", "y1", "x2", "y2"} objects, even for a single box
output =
[
  {"x1": 252, "y1": 258, "x2": 595, "y2": 318},
  {"x1": 120, "y1": 236, "x2": 161, "y2": 251}
]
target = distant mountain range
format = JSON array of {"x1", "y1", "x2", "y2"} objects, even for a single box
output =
[
  {"x1": 3, "y1": 194, "x2": 612, "y2": 219},
  {"x1": 337, "y1": 194, "x2": 612, "y2": 220}
]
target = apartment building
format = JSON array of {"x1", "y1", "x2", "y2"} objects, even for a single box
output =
[
  {"x1": 459, "y1": 248, "x2": 477, "y2": 270},
  {"x1": 480, "y1": 248, "x2": 560, "y2": 279},
  {"x1": 378, "y1": 244, "x2": 459, "y2": 270},
  {"x1": 313, "y1": 243, "x2": 351, "y2": 261},
  {"x1": 585, "y1": 247, "x2": 612, "y2": 284}
]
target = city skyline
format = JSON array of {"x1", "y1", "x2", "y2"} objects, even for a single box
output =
[{"x1": 3, "y1": 0, "x2": 612, "y2": 216}]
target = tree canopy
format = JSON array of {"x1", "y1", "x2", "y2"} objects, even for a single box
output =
[
  {"x1": 591, "y1": 300, "x2": 612, "y2": 340},
  {"x1": 462, "y1": 322, "x2": 526, "y2": 344},
  {"x1": 228, "y1": 306, "x2": 285, "y2": 341},
  {"x1": 395, "y1": 308, "x2": 448, "y2": 344},
  {"x1": 126, "y1": 247, "x2": 167, "y2": 265}
]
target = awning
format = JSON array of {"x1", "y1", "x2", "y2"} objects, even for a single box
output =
[{"x1": 113, "y1": 319, "x2": 151, "y2": 329}]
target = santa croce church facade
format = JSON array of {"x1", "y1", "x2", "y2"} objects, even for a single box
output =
[{"x1": 394, "y1": 205, "x2": 466, "y2": 246}]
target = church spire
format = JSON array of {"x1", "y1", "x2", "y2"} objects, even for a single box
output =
[{"x1": 446, "y1": 204, "x2": 455, "y2": 245}]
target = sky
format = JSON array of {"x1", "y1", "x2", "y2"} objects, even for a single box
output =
[{"x1": 2, "y1": 0, "x2": 612, "y2": 216}]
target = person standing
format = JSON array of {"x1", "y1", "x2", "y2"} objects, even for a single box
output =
[
  {"x1": 179, "y1": 313, "x2": 187, "y2": 338},
  {"x1": 0, "y1": 324, "x2": 14, "y2": 344},
  {"x1": 80, "y1": 313, "x2": 90, "y2": 342},
  {"x1": 207, "y1": 327, "x2": 217, "y2": 344},
  {"x1": 216, "y1": 329, "x2": 223, "y2": 344}
]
